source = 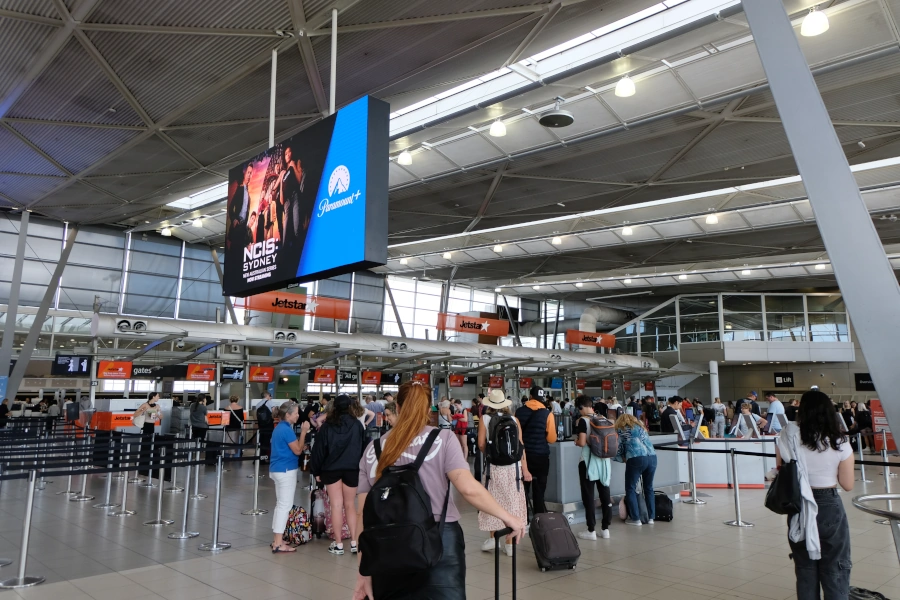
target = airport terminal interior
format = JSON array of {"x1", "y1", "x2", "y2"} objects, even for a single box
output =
[{"x1": 2, "y1": 0, "x2": 900, "y2": 598}]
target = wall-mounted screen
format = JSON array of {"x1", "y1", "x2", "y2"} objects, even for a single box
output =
[{"x1": 223, "y1": 95, "x2": 389, "y2": 297}]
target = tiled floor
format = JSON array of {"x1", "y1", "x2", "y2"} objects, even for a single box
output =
[{"x1": 0, "y1": 457, "x2": 898, "y2": 600}]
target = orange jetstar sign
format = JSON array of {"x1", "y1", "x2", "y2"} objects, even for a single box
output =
[
  {"x1": 249, "y1": 366, "x2": 274, "y2": 383},
  {"x1": 187, "y1": 364, "x2": 216, "y2": 381},
  {"x1": 565, "y1": 329, "x2": 615, "y2": 348},
  {"x1": 436, "y1": 313, "x2": 509, "y2": 337},
  {"x1": 314, "y1": 369, "x2": 337, "y2": 384},
  {"x1": 238, "y1": 291, "x2": 351, "y2": 320},
  {"x1": 97, "y1": 361, "x2": 132, "y2": 379},
  {"x1": 489, "y1": 376, "x2": 504, "y2": 389},
  {"x1": 448, "y1": 374, "x2": 465, "y2": 388},
  {"x1": 362, "y1": 371, "x2": 381, "y2": 385}
]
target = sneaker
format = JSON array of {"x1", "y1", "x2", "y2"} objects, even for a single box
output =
[
  {"x1": 577, "y1": 530, "x2": 597, "y2": 541},
  {"x1": 625, "y1": 519, "x2": 643, "y2": 526},
  {"x1": 328, "y1": 542, "x2": 344, "y2": 555},
  {"x1": 481, "y1": 538, "x2": 495, "y2": 553},
  {"x1": 350, "y1": 542, "x2": 358, "y2": 554},
  {"x1": 505, "y1": 543, "x2": 514, "y2": 557},
  {"x1": 600, "y1": 529, "x2": 610, "y2": 539},
  {"x1": 647, "y1": 520, "x2": 654, "y2": 525}
]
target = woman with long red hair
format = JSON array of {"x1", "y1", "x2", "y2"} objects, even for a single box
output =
[{"x1": 353, "y1": 381, "x2": 525, "y2": 600}]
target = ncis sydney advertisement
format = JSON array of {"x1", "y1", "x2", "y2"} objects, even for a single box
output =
[{"x1": 223, "y1": 96, "x2": 389, "y2": 297}]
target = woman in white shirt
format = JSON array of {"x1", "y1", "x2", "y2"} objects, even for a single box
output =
[{"x1": 776, "y1": 390, "x2": 853, "y2": 600}]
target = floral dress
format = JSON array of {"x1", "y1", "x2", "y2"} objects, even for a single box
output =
[{"x1": 478, "y1": 415, "x2": 527, "y2": 531}]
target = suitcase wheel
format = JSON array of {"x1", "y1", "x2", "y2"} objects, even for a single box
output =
[
  {"x1": 570, "y1": 566, "x2": 576, "y2": 570},
  {"x1": 540, "y1": 568, "x2": 546, "y2": 572}
]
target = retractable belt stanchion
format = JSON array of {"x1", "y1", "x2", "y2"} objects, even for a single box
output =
[
  {"x1": 128, "y1": 435, "x2": 144, "y2": 484},
  {"x1": 165, "y1": 435, "x2": 184, "y2": 494},
  {"x1": 241, "y1": 441, "x2": 268, "y2": 516},
  {"x1": 724, "y1": 448, "x2": 753, "y2": 527},
  {"x1": 70, "y1": 435, "x2": 94, "y2": 502},
  {"x1": 56, "y1": 438, "x2": 76, "y2": 495},
  {"x1": 94, "y1": 438, "x2": 120, "y2": 509},
  {"x1": 190, "y1": 439, "x2": 207, "y2": 500},
  {"x1": 0, "y1": 472, "x2": 46, "y2": 589},
  {"x1": 36, "y1": 434, "x2": 49, "y2": 491},
  {"x1": 198, "y1": 454, "x2": 230, "y2": 552},
  {"x1": 858, "y1": 433, "x2": 873, "y2": 483},
  {"x1": 168, "y1": 450, "x2": 199, "y2": 540},
  {"x1": 140, "y1": 433, "x2": 157, "y2": 488},
  {"x1": 144, "y1": 447, "x2": 175, "y2": 526},
  {"x1": 683, "y1": 436, "x2": 705, "y2": 505},
  {"x1": 247, "y1": 436, "x2": 264, "y2": 479},
  {"x1": 881, "y1": 430, "x2": 897, "y2": 478},
  {"x1": 877, "y1": 435, "x2": 895, "y2": 525},
  {"x1": 111, "y1": 442, "x2": 136, "y2": 517}
]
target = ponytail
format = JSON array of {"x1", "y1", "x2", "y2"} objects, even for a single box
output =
[
  {"x1": 376, "y1": 381, "x2": 431, "y2": 479},
  {"x1": 272, "y1": 400, "x2": 297, "y2": 422}
]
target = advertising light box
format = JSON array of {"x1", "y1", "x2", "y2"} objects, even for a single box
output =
[{"x1": 223, "y1": 95, "x2": 389, "y2": 297}]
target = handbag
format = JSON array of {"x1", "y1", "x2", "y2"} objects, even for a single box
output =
[
  {"x1": 131, "y1": 411, "x2": 146, "y2": 429},
  {"x1": 765, "y1": 459, "x2": 802, "y2": 515}
]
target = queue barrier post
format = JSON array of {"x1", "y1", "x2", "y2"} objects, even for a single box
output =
[
  {"x1": 241, "y1": 444, "x2": 268, "y2": 516},
  {"x1": 36, "y1": 434, "x2": 49, "y2": 491},
  {"x1": 140, "y1": 434, "x2": 157, "y2": 488},
  {"x1": 682, "y1": 436, "x2": 705, "y2": 505},
  {"x1": 190, "y1": 439, "x2": 207, "y2": 500},
  {"x1": 0, "y1": 463, "x2": 6, "y2": 567},
  {"x1": 247, "y1": 435, "x2": 264, "y2": 479},
  {"x1": 198, "y1": 454, "x2": 230, "y2": 552},
  {"x1": 56, "y1": 438, "x2": 76, "y2": 495},
  {"x1": 881, "y1": 431, "x2": 897, "y2": 478},
  {"x1": 165, "y1": 436, "x2": 184, "y2": 494},
  {"x1": 127, "y1": 435, "x2": 144, "y2": 484},
  {"x1": 94, "y1": 439, "x2": 120, "y2": 509},
  {"x1": 111, "y1": 442, "x2": 136, "y2": 517},
  {"x1": 144, "y1": 447, "x2": 175, "y2": 526},
  {"x1": 858, "y1": 433, "x2": 873, "y2": 483},
  {"x1": 0, "y1": 472, "x2": 46, "y2": 589},
  {"x1": 877, "y1": 441, "x2": 895, "y2": 525},
  {"x1": 168, "y1": 449, "x2": 199, "y2": 540},
  {"x1": 70, "y1": 436, "x2": 94, "y2": 502},
  {"x1": 724, "y1": 448, "x2": 753, "y2": 528}
]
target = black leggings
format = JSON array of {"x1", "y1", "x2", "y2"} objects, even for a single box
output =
[{"x1": 372, "y1": 522, "x2": 465, "y2": 600}]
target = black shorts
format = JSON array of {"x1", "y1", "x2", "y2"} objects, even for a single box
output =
[{"x1": 320, "y1": 469, "x2": 359, "y2": 487}]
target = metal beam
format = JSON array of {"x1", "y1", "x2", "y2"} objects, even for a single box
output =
[
  {"x1": 271, "y1": 344, "x2": 338, "y2": 366},
  {"x1": 0, "y1": 8, "x2": 62, "y2": 26},
  {"x1": 305, "y1": 0, "x2": 365, "y2": 31},
  {"x1": 77, "y1": 23, "x2": 285, "y2": 37},
  {"x1": 0, "y1": 211, "x2": 28, "y2": 383},
  {"x1": 501, "y1": 294, "x2": 522, "y2": 347},
  {"x1": 728, "y1": 116, "x2": 900, "y2": 129},
  {"x1": 130, "y1": 334, "x2": 183, "y2": 359},
  {"x1": 160, "y1": 114, "x2": 320, "y2": 130},
  {"x1": 746, "y1": 1, "x2": 900, "y2": 434},
  {"x1": 161, "y1": 342, "x2": 226, "y2": 366},
  {"x1": 288, "y1": 0, "x2": 329, "y2": 115},
  {"x1": 306, "y1": 349, "x2": 356, "y2": 368},
  {"x1": 6, "y1": 224, "x2": 78, "y2": 395},
  {"x1": 210, "y1": 248, "x2": 238, "y2": 324},
  {"x1": 2, "y1": 117, "x2": 146, "y2": 131},
  {"x1": 464, "y1": 164, "x2": 506, "y2": 233},
  {"x1": 381, "y1": 352, "x2": 446, "y2": 370},
  {"x1": 383, "y1": 278, "x2": 407, "y2": 338},
  {"x1": 504, "y1": 1, "x2": 562, "y2": 67},
  {"x1": 502, "y1": 173, "x2": 638, "y2": 187}
]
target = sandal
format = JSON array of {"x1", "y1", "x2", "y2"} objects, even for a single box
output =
[{"x1": 272, "y1": 544, "x2": 296, "y2": 553}]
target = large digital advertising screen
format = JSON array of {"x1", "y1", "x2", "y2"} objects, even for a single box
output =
[{"x1": 223, "y1": 95, "x2": 389, "y2": 297}]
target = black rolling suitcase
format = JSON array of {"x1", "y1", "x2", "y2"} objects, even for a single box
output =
[
  {"x1": 494, "y1": 528, "x2": 516, "y2": 600},
  {"x1": 528, "y1": 513, "x2": 580, "y2": 572},
  {"x1": 654, "y1": 491, "x2": 674, "y2": 522}
]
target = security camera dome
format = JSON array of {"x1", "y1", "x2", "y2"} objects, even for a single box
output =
[{"x1": 539, "y1": 97, "x2": 574, "y2": 128}]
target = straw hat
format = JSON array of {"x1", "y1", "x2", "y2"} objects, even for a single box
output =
[{"x1": 484, "y1": 389, "x2": 511, "y2": 410}]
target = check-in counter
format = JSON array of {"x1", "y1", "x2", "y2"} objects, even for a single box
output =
[
  {"x1": 545, "y1": 434, "x2": 687, "y2": 523},
  {"x1": 91, "y1": 398, "x2": 173, "y2": 434}
]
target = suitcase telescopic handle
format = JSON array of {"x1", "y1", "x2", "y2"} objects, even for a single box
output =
[
  {"x1": 494, "y1": 527, "x2": 514, "y2": 538},
  {"x1": 493, "y1": 527, "x2": 516, "y2": 600}
]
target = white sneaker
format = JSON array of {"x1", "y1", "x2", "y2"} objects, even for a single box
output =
[
  {"x1": 600, "y1": 529, "x2": 610, "y2": 539},
  {"x1": 481, "y1": 538, "x2": 495, "y2": 552},
  {"x1": 577, "y1": 530, "x2": 597, "y2": 541},
  {"x1": 625, "y1": 519, "x2": 643, "y2": 526},
  {"x1": 647, "y1": 520, "x2": 654, "y2": 525},
  {"x1": 504, "y1": 543, "x2": 514, "y2": 557}
]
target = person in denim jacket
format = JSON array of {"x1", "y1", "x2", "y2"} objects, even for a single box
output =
[{"x1": 614, "y1": 414, "x2": 657, "y2": 525}]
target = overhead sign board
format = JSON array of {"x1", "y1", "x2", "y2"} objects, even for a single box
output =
[
  {"x1": 413, "y1": 373, "x2": 430, "y2": 385},
  {"x1": 774, "y1": 372, "x2": 794, "y2": 388},
  {"x1": 489, "y1": 376, "x2": 504, "y2": 389},
  {"x1": 221, "y1": 366, "x2": 244, "y2": 381},
  {"x1": 237, "y1": 292, "x2": 351, "y2": 320},
  {"x1": 576, "y1": 379, "x2": 586, "y2": 390},
  {"x1": 133, "y1": 365, "x2": 188, "y2": 380},
  {"x1": 97, "y1": 361, "x2": 132, "y2": 379},
  {"x1": 186, "y1": 364, "x2": 216, "y2": 381},
  {"x1": 436, "y1": 313, "x2": 510, "y2": 337},
  {"x1": 249, "y1": 366, "x2": 274, "y2": 383},
  {"x1": 622, "y1": 380, "x2": 632, "y2": 392},
  {"x1": 313, "y1": 369, "x2": 336, "y2": 384},
  {"x1": 362, "y1": 371, "x2": 381, "y2": 385},
  {"x1": 601, "y1": 379, "x2": 613, "y2": 391},
  {"x1": 51, "y1": 354, "x2": 92, "y2": 376},
  {"x1": 855, "y1": 373, "x2": 876, "y2": 392},
  {"x1": 519, "y1": 377, "x2": 533, "y2": 389},
  {"x1": 644, "y1": 381, "x2": 655, "y2": 391},
  {"x1": 223, "y1": 95, "x2": 389, "y2": 297},
  {"x1": 448, "y1": 374, "x2": 465, "y2": 388},
  {"x1": 565, "y1": 330, "x2": 615, "y2": 348}
]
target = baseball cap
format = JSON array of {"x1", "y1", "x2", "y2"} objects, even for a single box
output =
[
  {"x1": 530, "y1": 385, "x2": 545, "y2": 399},
  {"x1": 749, "y1": 391, "x2": 758, "y2": 397},
  {"x1": 335, "y1": 394, "x2": 352, "y2": 410}
]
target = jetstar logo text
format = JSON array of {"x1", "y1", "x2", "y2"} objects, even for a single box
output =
[
  {"x1": 565, "y1": 329, "x2": 615, "y2": 348},
  {"x1": 436, "y1": 313, "x2": 509, "y2": 337}
]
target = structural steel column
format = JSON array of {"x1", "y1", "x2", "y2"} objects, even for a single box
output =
[
  {"x1": 7, "y1": 225, "x2": 79, "y2": 396},
  {"x1": 0, "y1": 211, "x2": 28, "y2": 398},
  {"x1": 709, "y1": 360, "x2": 720, "y2": 404},
  {"x1": 743, "y1": 1, "x2": 900, "y2": 431}
]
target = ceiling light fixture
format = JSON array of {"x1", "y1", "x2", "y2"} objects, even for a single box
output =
[
  {"x1": 615, "y1": 75, "x2": 635, "y2": 98},
  {"x1": 539, "y1": 96, "x2": 574, "y2": 128},
  {"x1": 399, "y1": 257, "x2": 408, "y2": 265},
  {"x1": 575, "y1": 282, "x2": 584, "y2": 288},
  {"x1": 801, "y1": 6, "x2": 829, "y2": 37},
  {"x1": 532, "y1": 285, "x2": 541, "y2": 290},
  {"x1": 493, "y1": 244, "x2": 503, "y2": 252},
  {"x1": 397, "y1": 150, "x2": 412, "y2": 165},
  {"x1": 741, "y1": 269, "x2": 752, "y2": 275},
  {"x1": 551, "y1": 236, "x2": 562, "y2": 245},
  {"x1": 678, "y1": 273, "x2": 687, "y2": 280},
  {"x1": 160, "y1": 227, "x2": 172, "y2": 237},
  {"x1": 494, "y1": 287, "x2": 502, "y2": 292},
  {"x1": 192, "y1": 218, "x2": 202, "y2": 227},
  {"x1": 705, "y1": 213, "x2": 719, "y2": 225},
  {"x1": 621, "y1": 225, "x2": 633, "y2": 236},
  {"x1": 442, "y1": 252, "x2": 452, "y2": 259},
  {"x1": 814, "y1": 263, "x2": 827, "y2": 270},
  {"x1": 489, "y1": 120, "x2": 507, "y2": 137},
  {"x1": 624, "y1": 278, "x2": 632, "y2": 284}
]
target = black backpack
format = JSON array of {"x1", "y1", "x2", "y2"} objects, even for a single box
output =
[
  {"x1": 256, "y1": 403, "x2": 273, "y2": 428},
  {"x1": 486, "y1": 414, "x2": 523, "y2": 466},
  {"x1": 358, "y1": 429, "x2": 450, "y2": 577}
]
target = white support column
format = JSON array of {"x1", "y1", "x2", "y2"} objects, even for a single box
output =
[
  {"x1": 269, "y1": 48, "x2": 277, "y2": 147},
  {"x1": 0, "y1": 210, "x2": 28, "y2": 397},
  {"x1": 709, "y1": 360, "x2": 720, "y2": 404},
  {"x1": 743, "y1": 0, "x2": 900, "y2": 432},
  {"x1": 330, "y1": 8, "x2": 338, "y2": 115}
]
